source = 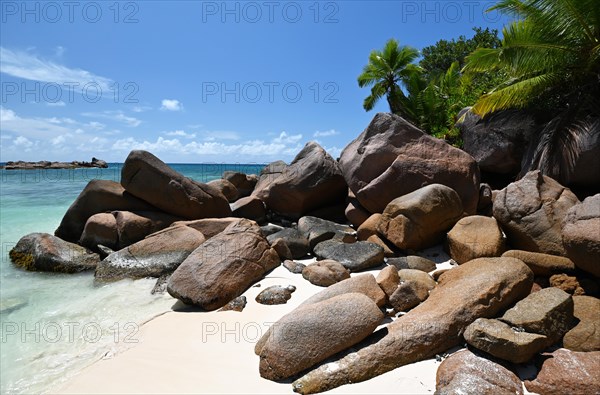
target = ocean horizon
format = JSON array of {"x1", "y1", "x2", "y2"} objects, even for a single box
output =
[{"x1": 0, "y1": 163, "x2": 265, "y2": 394}]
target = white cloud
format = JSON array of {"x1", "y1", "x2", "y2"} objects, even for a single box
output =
[
  {"x1": 14, "y1": 136, "x2": 33, "y2": 148},
  {"x1": 0, "y1": 47, "x2": 112, "y2": 91},
  {"x1": 164, "y1": 130, "x2": 196, "y2": 139},
  {"x1": 160, "y1": 99, "x2": 183, "y2": 111},
  {"x1": 132, "y1": 105, "x2": 152, "y2": 113},
  {"x1": 81, "y1": 111, "x2": 141, "y2": 127},
  {"x1": 314, "y1": 129, "x2": 340, "y2": 137},
  {"x1": 273, "y1": 131, "x2": 303, "y2": 145},
  {"x1": 201, "y1": 131, "x2": 240, "y2": 141}
]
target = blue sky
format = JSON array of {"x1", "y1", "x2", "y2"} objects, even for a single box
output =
[{"x1": 1, "y1": 1, "x2": 509, "y2": 163}]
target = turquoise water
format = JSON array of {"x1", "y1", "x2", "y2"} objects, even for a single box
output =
[{"x1": 0, "y1": 163, "x2": 264, "y2": 394}]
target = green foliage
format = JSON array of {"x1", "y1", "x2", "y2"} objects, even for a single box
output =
[
  {"x1": 420, "y1": 27, "x2": 502, "y2": 78},
  {"x1": 464, "y1": 0, "x2": 600, "y2": 180}
]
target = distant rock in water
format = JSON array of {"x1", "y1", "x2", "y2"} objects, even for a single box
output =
[{"x1": 1, "y1": 157, "x2": 108, "y2": 170}]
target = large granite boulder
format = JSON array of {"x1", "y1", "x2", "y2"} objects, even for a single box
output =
[
  {"x1": 54, "y1": 179, "x2": 155, "y2": 243},
  {"x1": 10, "y1": 233, "x2": 99, "y2": 273},
  {"x1": 172, "y1": 218, "x2": 238, "y2": 238},
  {"x1": 222, "y1": 171, "x2": 258, "y2": 198},
  {"x1": 456, "y1": 108, "x2": 538, "y2": 175},
  {"x1": 493, "y1": 170, "x2": 579, "y2": 256},
  {"x1": 80, "y1": 210, "x2": 181, "y2": 251},
  {"x1": 207, "y1": 178, "x2": 239, "y2": 202},
  {"x1": 299, "y1": 274, "x2": 387, "y2": 308},
  {"x1": 167, "y1": 219, "x2": 280, "y2": 310},
  {"x1": 121, "y1": 150, "x2": 232, "y2": 219},
  {"x1": 302, "y1": 260, "x2": 350, "y2": 287},
  {"x1": 525, "y1": 348, "x2": 600, "y2": 395},
  {"x1": 339, "y1": 113, "x2": 480, "y2": 214},
  {"x1": 252, "y1": 142, "x2": 347, "y2": 218},
  {"x1": 447, "y1": 215, "x2": 505, "y2": 264},
  {"x1": 562, "y1": 194, "x2": 600, "y2": 277},
  {"x1": 95, "y1": 225, "x2": 205, "y2": 281},
  {"x1": 292, "y1": 257, "x2": 533, "y2": 394},
  {"x1": 436, "y1": 349, "x2": 524, "y2": 395},
  {"x1": 297, "y1": 216, "x2": 356, "y2": 250},
  {"x1": 231, "y1": 196, "x2": 266, "y2": 223},
  {"x1": 377, "y1": 184, "x2": 463, "y2": 251},
  {"x1": 256, "y1": 293, "x2": 384, "y2": 381}
]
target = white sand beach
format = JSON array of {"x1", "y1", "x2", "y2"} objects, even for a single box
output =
[{"x1": 56, "y1": 251, "x2": 458, "y2": 395}]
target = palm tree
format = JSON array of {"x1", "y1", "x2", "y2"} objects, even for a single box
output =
[
  {"x1": 464, "y1": 0, "x2": 600, "y2": 182},
  {"x1": 358, "y1": 39, "x2": 423, "y2": 123}
]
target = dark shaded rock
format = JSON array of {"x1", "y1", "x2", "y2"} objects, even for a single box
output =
[
  {"x1": 10, "y1": 233, "x2": 99, "y2": 273},
  {"x1": 283, "y1": 259, "x2": 306, "y2": 274},
  {"x1": 219, "y1": 296, "x2": 248, "y2": 312},
  {"x1": 55, "y1": 179, "x2": 155, "y2": 243},
  {"x1": 477, "y1": 183, "x2": 493, "y2": 215},
  {"x1": 493, "y1": 170, "x2": 579, "y2": 256},
  {"x1": 95, "y1": 225, "x2": 205, "y2": 281},
  {"x1": 387, "y1": 256, "x2": 437, "y2": 273},
  {"x1": 302, "y1": 260, "x2": 350, "y2": 287},
  {"x1": 231, "y1": 196, "x2": 266, "y2": 223},
  {"x1": 313, "y1": 240, "x2": 384, "y2": 272},
  {"x1": 207, "y1": 178, "x2": 239, "y2": 202},
  {"x1": 435, "y1": 349, "x2": 524, "y2": 395},
  {"x1": 464, "y1": 318, "x2": 548, "y2": 363},
  {"x1": 256, "y1": 285, "x2": 296, "y2": 305},
  {"x1": 292, "y1": 257, "x2": 533, "y2": 394},
  {"x1": 456, "y1": 108, "x2": 538, "y2": 175},
  {"x1": 267, "y1": 228, "x2": 310, "y2": 259},
  {"x1": 502, "y1": 250, "x2": 576, "y2": 276},
  {"x1": 305, "y1": 203, "x2": 347, "y2": 224},
  {"x1": 167, "y1": 219, "x2": 280, "y2": 310},
  {"x1": 297, "y1": 216, "x2": 356, "y2": 250},
  {"x1": 525, "y1": 348, "x2": 600, "y2": 395},
  {"x1": 500, "y1": 287, "x2": 574, "y2": 344},
  {"x1": 562, "y1": 194, "x2": 600, "y2": 277},
  {"x1": 121, "y1": 150, "x2": 232, "y2": 219},
  {"x1": 447, "y1": 215, "x2": 505, "y2": 264},
  {"x1": 257, "y1": 293, "x2": 384, "y2": 381},
  {"x1": 339, "y1": 113, "x2": 480, "y2": 215},
  {"x1": 389, "y1": 280, "x2": 429, "y2": 312},
  {"x1": 260, "y1": 224, "x2": 285, "y2": 237},
  {"x1": 345, "y1": 198, "x2": 370, "y2": 228},
  {"x1": 222, "y1": 171, "x2": 258, "y2": 198},
  {"x1": 252, "y1": 142, "x2": 347, "y2": 218},
  {"x1": 563, "y1": 295, "x2": 600, "y2": 351},
  {"x1": 378, "y1": 184, "x2": 464, "y2": 251}
]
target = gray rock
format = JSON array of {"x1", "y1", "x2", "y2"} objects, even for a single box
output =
[
  {"x1": 389, "y1": 280, "x2": 429, "y2": 312},
  {"x1": 447, "y1": 215, "x2": 505, "y2": 264},
  {"x1": 297, "y1": 216, "x2": 356, "y2": 250},
  {"x1": 562, "y1": 194, "x2": 600, "y2": 277},
  {"x1": 283, "y1": 259, "x2": 306, "y2": 274},
  {"x1": 313, "y1": 240, "x2": 384, "y2": 271},
  {"x1": 255, "y1": 285, "x2": 296, "y2": 305}
]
